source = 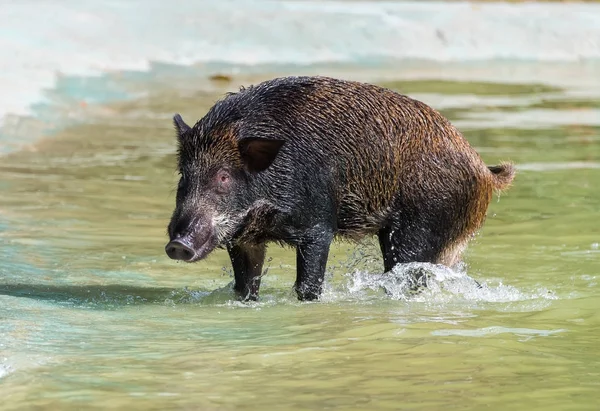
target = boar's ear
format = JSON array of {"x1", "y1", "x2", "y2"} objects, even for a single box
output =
[
  {"x1": 238, "y1": 138, "x2": 285, "y2": 173},
  {"x1": 173, "y1": 114, "x2": 191, "y2": 135}
]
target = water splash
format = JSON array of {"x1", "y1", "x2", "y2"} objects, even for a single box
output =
[
  {"x1": 321, "y1": 262, "x2": 558, "y2": 309},
  {"x1": 0, "y1": 362, "x2": 13, "y2": 380}
]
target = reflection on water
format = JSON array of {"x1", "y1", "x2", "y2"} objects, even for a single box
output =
[{"x1": 0, "y1": 65, "x2": 599, "y2": 410}]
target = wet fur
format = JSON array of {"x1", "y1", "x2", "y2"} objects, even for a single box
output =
[{"x1": 171, "y1": 76, "x2": 515, "y2": 299}]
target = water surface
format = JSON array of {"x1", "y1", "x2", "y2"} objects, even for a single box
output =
[{"x1": 1, "y1": 64, "x2": 599, "y2": 410}]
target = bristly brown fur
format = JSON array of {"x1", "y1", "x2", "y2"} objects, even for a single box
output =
[
  {"x1": 167, "y1": 75, "x2": 516, "y2": 300},
  {"x1": 177, "y1": 76, "x2": 516, "y2": 263}
]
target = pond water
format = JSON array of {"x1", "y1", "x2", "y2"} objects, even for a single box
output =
[{"x1": 0, "y1": 61, "x2": 599, "y2": 410}]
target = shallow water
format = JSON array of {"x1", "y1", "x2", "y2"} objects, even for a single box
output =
[{"x1": 1, "y1": 63, "x2": 599, "y2": 410}]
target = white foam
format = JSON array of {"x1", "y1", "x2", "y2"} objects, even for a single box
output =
[
  {"x1": 1, "y1": 0, "x2": 599, "y2": 120},
  {"x1": 313, "y1": 262, "x2": 558, "y2": 309}
]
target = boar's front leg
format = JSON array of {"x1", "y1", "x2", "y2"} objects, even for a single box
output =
[
  {"x1": 227, "y1": 242, "x2": 266, "y2": 301},
  {"x1": 295, "y1": 227, "x2": 334, "y2": 301}
]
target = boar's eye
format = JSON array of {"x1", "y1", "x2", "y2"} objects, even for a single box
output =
[{"x1": 214, "y1": 168, "x2": 232, "y2": 194}]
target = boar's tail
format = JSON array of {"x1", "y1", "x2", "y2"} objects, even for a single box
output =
[{"x1": 488, "y1": 161, "x2": 516, "y2": 192}]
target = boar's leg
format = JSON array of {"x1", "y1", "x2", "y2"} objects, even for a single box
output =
[
  {"x1": 227, "y1": 242, "x2": 266, "y2": 301},
  {"x1": 378, "y1": 224, "x2": 441, "y2": 289},
  {"x1": 378, "y1": 219, "x2": 445, "y2": 270},
  {"x1": 295, "y1": 228, "x2": 334, "y2": 301}
]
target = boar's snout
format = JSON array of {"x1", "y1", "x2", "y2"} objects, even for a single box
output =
[
  {"x1": 165, "y1": 237, "x2": 196, "y2": 262},
  {"x1": 165, "y1": 214, "x2": 219, "y2": 262}
]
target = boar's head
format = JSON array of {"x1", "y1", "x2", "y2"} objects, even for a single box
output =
[{"x1": 165, "y1": 113, "x2": 284, "y2": 262}]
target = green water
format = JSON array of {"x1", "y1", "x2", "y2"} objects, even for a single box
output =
[{"x1": 1, "y1": 66, "x2": 599, "y2": 410}]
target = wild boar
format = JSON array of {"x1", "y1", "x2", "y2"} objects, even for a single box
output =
[{"x1": 165, "y1": 76, "x2": 514, "y2": 301}]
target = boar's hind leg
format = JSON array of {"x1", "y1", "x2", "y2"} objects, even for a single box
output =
[
  {"x1": 378, "y1": 224, "x2": 445, "y2": 290},
  {"x1": 295, "y1": 228, "x2": 335, "y2": 301},
  {"x1": 378, "y1": 225, "x2": 442, "y2": 270},
  {"x1": 227, "y1": 242, "x2": 266, "y2": 302}
]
